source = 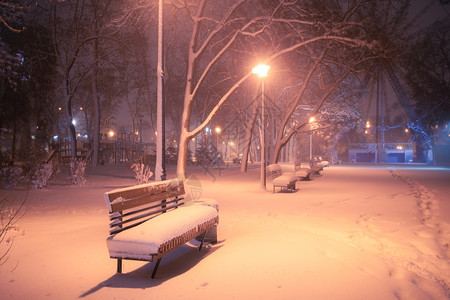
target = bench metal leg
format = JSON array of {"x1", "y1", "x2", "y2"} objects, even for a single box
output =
[
  {"x1": 117, "y1": 258, "x2": 122, "y2": 273},
  {"x1": 199, "y1": 228, "x2": 210, "y2": 251},
  {"x1": 151, "y1": 258, "x2": 162, "y2": 279}
]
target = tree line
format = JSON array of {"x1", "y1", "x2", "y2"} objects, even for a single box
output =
[{"x1": 1, "y1": 0, "x2": 448, "y2": 177}]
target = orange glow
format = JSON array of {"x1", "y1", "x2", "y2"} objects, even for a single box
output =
[{"x1": 252, "y1": 64, "x2": 270, "y2": 78}]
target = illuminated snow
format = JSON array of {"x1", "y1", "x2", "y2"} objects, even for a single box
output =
[{"x1": 1, "y1": 164, "x2": 449, "y2": 299}]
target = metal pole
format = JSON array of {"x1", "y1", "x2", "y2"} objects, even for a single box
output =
[
  {"x1": 156, "y1": 0, "x2": 166, "y2": 180},
  {"x1": 309, "y1": 132, "x2": 312, "y2": 161},
  {"x1": 261, "y1": 79, "x2": 266, "y2": 189},
  {"x1": 139, "y1": 118, "x2": 143, "y2": 158}
]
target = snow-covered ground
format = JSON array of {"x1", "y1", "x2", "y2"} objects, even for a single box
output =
[{"x1": 1, "y1": 163, "x2": 449, "y2": 299}]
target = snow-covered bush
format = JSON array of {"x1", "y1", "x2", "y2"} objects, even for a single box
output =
[
  {"x1": 68, "y1": 159, "x2": 87, "y2": 186},
  {"x1": 1, "y1": 167, "x2": 23, "y2": 189},
  {"x1": 131, "y1": 163, "x2": 153, "y2": 185},
  {"x1": 31, "y1": 162, "x2": 53, "y2": 189}
]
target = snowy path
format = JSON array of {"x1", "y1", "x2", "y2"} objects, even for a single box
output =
[{"x1": 0, "y1": 164, "x2": 449, "y2": 299}]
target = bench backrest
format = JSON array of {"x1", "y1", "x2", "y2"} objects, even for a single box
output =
[
  {"x1": 267, "y1": 164, "x2": 282, "y2": 178},
  {"x1": 105, "y1": 179, "x2": 185, "y2": 235}
]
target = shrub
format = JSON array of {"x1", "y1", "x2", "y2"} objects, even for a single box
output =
[
  {"x1": 31, "y1": 162, "x2": 53, "y2": 189},
  {"x1": 131, "y1": 163, "x2": 153, "y2": 184},
  {"x1": 1, "y1": 167, "x2": 23, "y2": 189},
  {"x1": 68, "y1": 159, "x2": 87, "y2": 186}
]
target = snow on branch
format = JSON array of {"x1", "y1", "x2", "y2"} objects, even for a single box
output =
[{"x1": 0, "y1": 191, "x2": 26, "y2": 268}]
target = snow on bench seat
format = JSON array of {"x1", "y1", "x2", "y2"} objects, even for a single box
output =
[
  {"x1": 107, "y1": 205, "x2": 218, "y2": 261},
  {"x1": 267, "y1": 164, "x2": 297, "y2": 193},
  {"x1": 319, "y1": 160, "x2": 329, "y2": 167}
]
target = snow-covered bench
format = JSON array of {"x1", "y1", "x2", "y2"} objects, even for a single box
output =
[
  {"x1": 293, "y1": 161, "x2": 312, "y2": 181},
  {"x1": 310, "y1": 160, "x2": 329, "y2": 174},
  {"x1": 319, "y1": 160, "x2": 330, "y2": 168},
  {"x1": 104, "y1": 179, "x2": 219, "y2": 279},
  {"x1": 278, "y1": 162, "x2": 311, "y2": 181},
  {"x1": 267, "y1": 164, "x2": 297, "y2": 193}
]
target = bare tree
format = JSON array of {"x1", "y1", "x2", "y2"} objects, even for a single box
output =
[
  {"x1": 41, "y1": 0, "x2": 135, "y2": 165},
  {"x1": 175, "y1": 0, "x2": 381, "y2": 178},
  {"x1": 0, "y1": 192, "x2": 26, "y2": 268}
]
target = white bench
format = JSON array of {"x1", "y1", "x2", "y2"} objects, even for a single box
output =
[
  {"x1": 105, "y1": 179, "x2": 219, "y2": 279},
  {"x1": 267, "y1": 164, "x2": 297, "y2": 193}
]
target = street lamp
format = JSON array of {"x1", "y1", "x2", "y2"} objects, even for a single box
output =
[
  {"x1": 215, "y1": 127, "x2": 221, "y2": 149},
  {"x1": 252, "y1": 63, "x2": 270, "y2": 189}
]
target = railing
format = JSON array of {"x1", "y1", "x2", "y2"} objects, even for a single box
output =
[{"x1": 349, "y1": 143, "x2": 413, "y2": 150}]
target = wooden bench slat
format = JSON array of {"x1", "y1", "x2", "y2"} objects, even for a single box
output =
[
  {"x1": 109, "y1": 197, "x2": 183, "y2": 221},
  {"x1": 106, "y1": 184, "x2": 185, "y2": 213},
  {"x1": 109, "y1": 202, "x2": 185, "y2": 229}
]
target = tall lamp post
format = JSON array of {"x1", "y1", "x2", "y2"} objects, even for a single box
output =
[
  {"x1": 155, "y1": 0, "x2": 166, "y2": 181},
  {"x1": 252, "y1": 64, "x2": 270, "y2": 189}
]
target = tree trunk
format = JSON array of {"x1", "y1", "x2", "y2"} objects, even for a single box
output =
[
  {"x1": 177, "y1": 129, "x2": 190, "y2": 180},
  {"x1": 240, "y1": 101, "x2": 258, "y2": 172},
  {"x1": 64, "y1": 82, "x2": 77, "y2": 162},
  {"x1": 92, "y1": 52, "x2": 100, "y2": 166}
]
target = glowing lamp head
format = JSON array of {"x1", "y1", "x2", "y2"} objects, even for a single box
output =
[
  {"x1": 108, "y1": 130, "x2": 115, "y2": 138},
  {"x1": 215, "y1": 127, "x2": 221, "y2": 134},
  {"x1": 309, "y1": 116, "x2": 316, "y2": 123},
  {"x1": 252, "y1": 64, "x2": 270, "y2": 78}
]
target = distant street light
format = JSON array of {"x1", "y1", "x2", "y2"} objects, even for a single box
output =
[
  {"x1": 215, "y1": 127, "x2": 221, "y2": 148},
  {"x1": 252, "y1": 63, "x2": 270, "y2": 189}
]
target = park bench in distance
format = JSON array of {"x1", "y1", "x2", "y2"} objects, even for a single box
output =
[
  {"x1": 277, "y1": 161, "x2": 312, "y2": 181},
  {"x1": 104, "y1": 179, "x2": 219, "y2": 279},
  {"x1": 293, "y1": 161, "x2": 312, "y2": 180},
  {"x1": 267, "y1": 164, "x2": 298, "y2": 193},
  {"x1": 310, "y1": 159, "x2": 329, "y2": 174}
]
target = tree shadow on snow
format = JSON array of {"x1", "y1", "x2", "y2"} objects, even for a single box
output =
[{"x1": 79, "y1": 241, "x2": 224, "y2": 298}]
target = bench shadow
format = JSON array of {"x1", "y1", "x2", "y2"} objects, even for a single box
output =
[
  {"x1": 277, "y1": 188, "x2": 299, "y2": 193},
  {"x1": 79, "y1": 241, "x2": 224, "y2": 298}
]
